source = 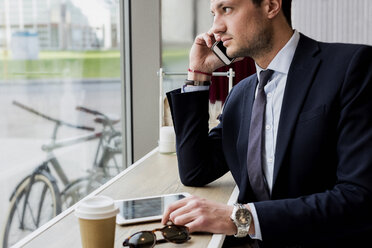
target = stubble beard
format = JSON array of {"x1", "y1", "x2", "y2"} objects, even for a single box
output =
[{"x1": 230, "y1": 24, "x2": 274, "y2": 61}]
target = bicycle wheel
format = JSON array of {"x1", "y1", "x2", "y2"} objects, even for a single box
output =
[
  {"x1": 61, "y1": 177, "x2": 92, "y2": 210},
  {"x1": 102, "y1": 132, "x2": 123, "y2": 178},
  {"x1": 1, "y1": 172, "x2": 61, "y2": 248}
]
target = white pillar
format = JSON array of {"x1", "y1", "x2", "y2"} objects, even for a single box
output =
[
  {"x1": 103, "y1": 9, "x2": 112, "y2": 49},
  {"x1": 18, "y1": 0, "x2": 24, "y2": 30},
  {"x1": 32, "y1": 0, "x2": 38, "y2": 31},
  {"x1": 4, "y1": 0, "x2": 11, "y2": 48}
]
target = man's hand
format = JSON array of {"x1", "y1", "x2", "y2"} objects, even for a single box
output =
[
  {"x1": 188, "y1": 30, "x2": 243, "y2": 81},
  {"x1": 161, "y1": 195, "x2": 237, "y2": 235},
  {"x1": 187, "y1": 31, "x2": 225, "y2": 81}
]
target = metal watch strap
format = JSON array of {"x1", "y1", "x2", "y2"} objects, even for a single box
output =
[
  {"x1": 231, "y1": 203, "x2": 251, "y2": 238},
  {"x1": 184, "y1": 80, "x2": 211, "y2": 86}
]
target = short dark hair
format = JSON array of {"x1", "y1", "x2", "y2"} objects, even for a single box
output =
[{"x1": 251, "y1": 0, "x2": 292, "y2": 27}]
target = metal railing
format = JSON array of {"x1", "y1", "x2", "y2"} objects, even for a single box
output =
[{"x1": 157, "y1": 67, "x2": 235, "y2": 129}]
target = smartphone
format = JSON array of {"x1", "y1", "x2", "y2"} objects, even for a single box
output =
[
  {"x1": 212, "y1": 41, "x2": 236, "y2": 65},
  {"x1": 115, "y1": 192, "x2": 190, "y2": 225}
]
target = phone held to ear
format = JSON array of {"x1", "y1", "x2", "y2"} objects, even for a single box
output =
[{"x1": 212, "y1": 41, "x2": 236, "y2": 65}]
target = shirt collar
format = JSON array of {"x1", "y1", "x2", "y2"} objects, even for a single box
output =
[{"x1": 255, "y1": 30, "x2": 300, "y2": 81}]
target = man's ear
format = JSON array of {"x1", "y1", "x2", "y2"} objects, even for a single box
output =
[{"x1": 265, "y1": 0, "x2": 282, "y2": 20}]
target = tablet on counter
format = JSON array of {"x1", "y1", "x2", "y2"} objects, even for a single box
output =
[{"x1": 115, "y1": 192, "x2": 190, "y2": 225}]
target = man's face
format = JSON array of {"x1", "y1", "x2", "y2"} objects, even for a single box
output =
[{"x1": 210, "y1": 0, "x2": 273, "y2": 59}]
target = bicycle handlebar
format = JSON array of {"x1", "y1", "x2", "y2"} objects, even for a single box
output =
[
  {"x1": 13, "y1": 100, "x2": 95, "y2": 131},
  {"x1": 76, "y1": 106, "x2": 104, "y2": 117}
]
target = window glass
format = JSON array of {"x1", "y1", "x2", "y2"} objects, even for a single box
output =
[
  {"x1": 0, "y1": 0, "x2": 124, "y2": 247},
  {"x1": 161, "y1": 0, "x2": 212, "y2": 93},
  {"x1": 162, "y1": 0, "x2": 229, "y2": 129}
]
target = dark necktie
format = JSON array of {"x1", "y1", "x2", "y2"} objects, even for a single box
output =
[{"x1": 247, "y1": 69, "x2": 274, "y2": 201}]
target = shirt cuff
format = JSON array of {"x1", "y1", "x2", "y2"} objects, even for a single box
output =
[
  {"x1": 248, "y1": 203, "x2": 262, "y2": 240},
  {"x1": 182, "y1": 85, "x2": 210, "y2": 93}
]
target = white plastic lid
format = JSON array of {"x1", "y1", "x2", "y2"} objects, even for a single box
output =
[{"x1": 75, "y1": 195, "x2": 119, "y2": 220}]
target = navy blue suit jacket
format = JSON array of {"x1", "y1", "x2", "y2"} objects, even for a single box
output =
[{"x1": 167, "y1": 34, "x2": 372, "y2": 247}]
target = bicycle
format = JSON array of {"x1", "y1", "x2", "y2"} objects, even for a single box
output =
[{"x1": 1, "y1": 101, "x2": 124, "y2": 248}]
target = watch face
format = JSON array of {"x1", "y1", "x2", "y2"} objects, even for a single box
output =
[{"x1": 236, "y1": 208, "x2": 251, "y2": 225}]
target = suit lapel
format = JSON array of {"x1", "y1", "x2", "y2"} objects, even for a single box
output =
[
  {"x1": 272, "y1": 34, "x2": 321, "y2": 189},
  {"x1": 235, "y1": 76, "x2": 257, "y2": 201},
  {"x1": 236, "y1": 75, "x2": 258, "y2": 166}
]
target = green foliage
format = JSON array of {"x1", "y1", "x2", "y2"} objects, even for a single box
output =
[
  {"x1": 0, "y1": 48, "x2": 191, "y2": 80},
  {"x1": 162, "y1": 47, "x2": 189, "y2": 71},
  {"x1": 0, "y1": 50, "x2": 121, "y2": 80}
]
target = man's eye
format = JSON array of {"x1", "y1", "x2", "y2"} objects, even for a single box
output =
[{"x1": 223, "y1": 7, "x2": 232, "y2": 13}]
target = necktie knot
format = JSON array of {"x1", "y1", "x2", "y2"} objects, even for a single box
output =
[{"x1": 259, "y1": 69, "x2": 274, "y2": 89}]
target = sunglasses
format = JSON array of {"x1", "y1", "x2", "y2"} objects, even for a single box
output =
[{"x1": 123, "y1": 224, "x2": 190, "y2": 248}]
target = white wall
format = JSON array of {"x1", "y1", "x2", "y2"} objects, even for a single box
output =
[{"x1": 292, "y1": 0, "x2": 372, "y2": 45}]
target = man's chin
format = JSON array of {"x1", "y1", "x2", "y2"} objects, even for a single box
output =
[
  {"x1": 227, "y1": 51, "x2": 237, "y2": 59},
  {"x1": 226, "y1": 45, "x2": 241, "y2": 58},
  {"x1": 226, "y1": 48, "x2": 235, "y2": 58}
]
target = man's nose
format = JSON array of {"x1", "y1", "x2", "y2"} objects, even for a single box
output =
[{"x1": 210, "y1": 16, "x2": 226, "y2": 38}]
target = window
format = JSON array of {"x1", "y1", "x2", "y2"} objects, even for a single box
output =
[
  {"x1": 161, "y1": 0, "x2": 240, "y2": 129},
  {"x1": 0, "y1": 0, "x2": 127, "y2": 247},
  {"x1": 161, "y1": 0, "x2": 213, "y2": 126}
]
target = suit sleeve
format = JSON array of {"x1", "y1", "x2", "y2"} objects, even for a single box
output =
[
  {"x1": 166, "y1": 89, "x2": 230, "y2": 186},
  {"x1": 254, "y1": 46, "x2": 372, "y2": 246}
]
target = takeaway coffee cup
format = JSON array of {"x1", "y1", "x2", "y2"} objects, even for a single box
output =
[
  {"x1": 75, "y1": 195, "x2": 119, "y2": 248},
  {"x1": 158, "y1": 126, "x2": 176, "y2": 154}
]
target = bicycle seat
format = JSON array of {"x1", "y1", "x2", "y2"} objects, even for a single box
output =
[{"x1": 94, "y1": 115, "x2": 120, "y2": 126}]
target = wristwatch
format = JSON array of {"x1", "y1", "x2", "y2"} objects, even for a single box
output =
[
  {"x1": 184, "y1": 80, "x2": 211, "y2": 86},
  {"x1": 230, "y1": 203, "x2": 252, "y2": 238}
]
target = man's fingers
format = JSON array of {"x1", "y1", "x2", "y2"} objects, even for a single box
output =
[
  {"x1": 184, "y1": 217, "x2": 205, "y2": 233},
  {"x1": 207, "y1": 28, "x2": 221, "y2": 43},
  {"x1": 170, "y1": 207, "x2": 205, "y2": 233},
  {"x1": 161, "y1": 196, "x2": 192, "y2": 225},
  {"x1": 163, "y1": 196, "x2": 236, "y2": 235},
  {"x1": 194, "y1": 32, "x2": 216, "y2": 48},
  {"x1": 202, "y1": 33, "x2": 215, "y2": 48},
  {"x1": 171, "y1": 208, "x2": 197, "y2": 226},
  {"x1": 168, "y1": 197, "x2": 203, "y2": 225}
]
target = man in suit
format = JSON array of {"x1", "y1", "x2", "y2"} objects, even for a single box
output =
[{"x1": 162, "y1": 0, "x2": 372, "y2": 247}]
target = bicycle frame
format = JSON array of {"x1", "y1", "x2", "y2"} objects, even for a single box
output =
[
  {"x1": 42, "y1": 129, "x2": 103, "y2": 152},
  {"x1": 42, "y1": 122, "x2": 104, "y2": 186},
  {"x1": 13, "y1": 100, "x2": 123, "y2": 187},
  {"x1": 2, "y1": 101, "x2": 123, "y2": 248},
  {"x1": 93, "y1": 131, "x2": 121, "y2": 167},
  {"x1": 76, "y1": 106, "x2": 123, "y2": 174}
]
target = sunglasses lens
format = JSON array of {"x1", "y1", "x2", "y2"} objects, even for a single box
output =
[
  {"x1": 127, "y1": 231, "x2": 155, "y2": 248},
  {"x1": 162, "y1": 225, "x2": 189, "y2": 244}
]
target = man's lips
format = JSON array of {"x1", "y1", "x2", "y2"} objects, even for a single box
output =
[
  {"x1": 221, "y1": 37, "x2": 232, "y2": 42},
  {"x1": 222, "y1": 38, "x2": 232, "y2": 46}
]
